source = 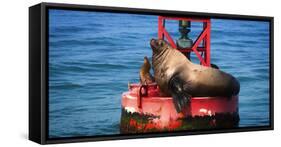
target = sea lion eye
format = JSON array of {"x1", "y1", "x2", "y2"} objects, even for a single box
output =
[
  {"x1": 157, "y1": 41, "x2": 161, "y2": 46},
  {"x1": 159, "y1": 41, "x2": 164, "y2": 46}
]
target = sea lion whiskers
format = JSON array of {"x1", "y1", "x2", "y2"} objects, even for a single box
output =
[{"x1": 153, "y1": 48, "x2": 171, "y2": 68}]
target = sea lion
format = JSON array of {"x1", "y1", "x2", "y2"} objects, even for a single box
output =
[
  {"x1": 150, "y1": 38, "x2": 240, "y2": 113},
  {"x1": 139, "y1": 56, "x2": 155, "y2": 85}
]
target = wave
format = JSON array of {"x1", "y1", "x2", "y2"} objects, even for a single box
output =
[
  {"x1": 49, "y1": 34, "x2": 140, "y2": 48},
  {"x1": 51, "y1": 26, "x2": 85, "y2": 33},
  {"x1": 251, "y1": 67, "x2": 269, "y2": 73},
  {"x1": 236, "y1": 75, "x2": 259, "y2": 82},
  {"x1": 50, "y1": 82, "x2": 83, "y2": 90},
  {"x1": 64, "y1": 62, "x2": 127, "y2": 70},
  {"x1": 212, "y1": 41, "x2": 249, "y2": 48},
  {"x1": 49, "y1": 39, "x2": 115, "y2": 48},
  {"x1": 212, "y1": 29, "x2": 269, "y2": 38}
]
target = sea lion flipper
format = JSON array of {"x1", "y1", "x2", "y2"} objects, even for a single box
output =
[
  {"x1": 140, "y1": 56, "x2": 155, "y2": 85},
  {"x1": 169, "y1": 74, "x2": 191, "y2": 113},
  {"x1": 171, "y1": 92, "x2": 191, "y2": 113}
]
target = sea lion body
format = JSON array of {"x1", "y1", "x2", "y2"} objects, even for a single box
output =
[
  {"x1": 150, "y1": 39, "x2": 240, "y2": 112},
  {"x1": 139, "y1": 56, "x2": 155, "y2": 85}
]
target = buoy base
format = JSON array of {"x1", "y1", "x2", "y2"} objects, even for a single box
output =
[
  {"x1": 120, "y1": 108, "x2": 239, "y2": 134},
  {"x1": 120, "y1": 83, "x2": 239, "y2": 134}
]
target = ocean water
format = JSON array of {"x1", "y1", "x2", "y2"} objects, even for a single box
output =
[{"x1": 48, "y1": 9, "x2": 270, "y2": 138}]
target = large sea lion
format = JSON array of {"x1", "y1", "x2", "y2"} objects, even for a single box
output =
[
  {"x1": 150, "y1": 39, "x2": 240, "y2": 112},
  {"x1": 139, "y1": 56, "x2": 155, "y2": 85}
]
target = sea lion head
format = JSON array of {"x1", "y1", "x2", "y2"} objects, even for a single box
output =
[{"x1": 150, "y1": 39, "x2": 170, "y2": 54}]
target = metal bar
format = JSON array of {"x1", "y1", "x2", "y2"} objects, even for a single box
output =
[
  {"x1": 161, "y1": 16, "x2": 209, "y2": 23},
  {"x1": 203, "y1": 22, "x2": 207, "y2": 66},
  {"x1": 178, "y1": 47, "x2": 206, "y2": 53},
  {"x1": 163, "y1": 28, "x2": 177, "y2": 48},
  {"x1": 158, "y1": 16, "x2": 163, "y2": 39},
  {"x1": 203, "y1": 22, "x2": 206, "y2": 48},
  {"x1": 191, "y1": 29, "x2": 208, "y2": 66},
  {"x1": 205, "y1": 20, "x2": 211, "y2": 66}
]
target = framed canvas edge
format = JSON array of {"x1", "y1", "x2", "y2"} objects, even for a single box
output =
[{"x1": 29, "y1": 2, "x2": 274, "y2": 144}]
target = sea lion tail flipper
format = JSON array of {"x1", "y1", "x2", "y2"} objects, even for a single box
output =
[{"x1": 169, "y1": 75, "x2": 191, "y2": 113}]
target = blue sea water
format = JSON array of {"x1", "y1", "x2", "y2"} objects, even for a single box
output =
[{"x1": 48, "y1": 9, "x2": 270, "y2": 138}]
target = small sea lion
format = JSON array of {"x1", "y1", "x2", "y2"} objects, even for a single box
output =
[
  {"x1": 150, "y1": 39, "x2": 240, "y2": 112},
  {"x1": 139, "y1": 56, "x2": 155, "y2": 85}
]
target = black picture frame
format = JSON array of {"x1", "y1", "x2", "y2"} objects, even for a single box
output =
[{"x1": 29, "y1": 2, "x2": 274, "y2": 144}]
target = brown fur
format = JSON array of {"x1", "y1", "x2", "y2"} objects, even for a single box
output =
[
  {"x1": 150, "y1": 38, "x2": 240, "y2": 112},
  {"x1": 139, "y1": 56, "x2": 155, "y2": 85}
]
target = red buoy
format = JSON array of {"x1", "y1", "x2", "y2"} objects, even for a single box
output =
[
  {"x1": 120, "y1": 83, "x2": 239, "y2": 133},
  {"x1": 120, "y1": 16, "x2": 239, "y2": 133}
]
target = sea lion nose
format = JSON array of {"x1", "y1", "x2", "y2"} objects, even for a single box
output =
[{"x1": 150, "y1": 38, "x2": 156, "y2": 44}]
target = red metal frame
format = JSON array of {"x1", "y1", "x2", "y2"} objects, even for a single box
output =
[{"x1": 158, "y1": 16, "x2": 211, "y2": 66}]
